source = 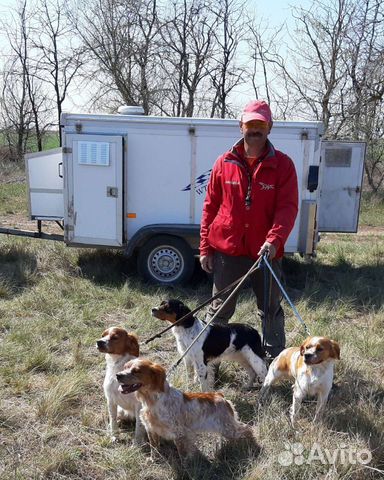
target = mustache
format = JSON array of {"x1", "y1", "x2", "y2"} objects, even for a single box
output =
[{"x1": 245, "y1": 131, "x2": 263, "y2": 138}]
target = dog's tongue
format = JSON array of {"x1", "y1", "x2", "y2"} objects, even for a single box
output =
[{"x1": 119, "y1": 383, "x2": 142, "y2": 394}]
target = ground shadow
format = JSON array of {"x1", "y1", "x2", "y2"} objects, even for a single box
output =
[
  {"x1": 77, "y1": 250, "x2": 136, "y2": 287},
  {"x1": 117, "y1": 412, "x2": 261, "y2": 479},
  {"x1": 282, "y1": 256, "x2": 384, "y2": 310},
  {"x1": 324, "y1": 364, "x2": 384, "y2": 471},
  {"x1": 161, "y1": 435, "x2": 261, "y2": 480},
  {"x1": 76, "y1": 250, "x2": 384, "y2": 312},
  {"x1": 0, "y1": 248, "x2": 38, "y2": 298},
  {"x1": 77, "y1": 251, "x2": 208, "y2": 290}
]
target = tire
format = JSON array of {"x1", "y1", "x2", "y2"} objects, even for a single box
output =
[{"x1": 137, "y1": 235, "x2": 195, "y2": 285}]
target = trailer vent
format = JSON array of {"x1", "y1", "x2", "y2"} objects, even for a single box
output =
[{"x1": 117, "y1": 105, "x2": 145, "y2": 115}]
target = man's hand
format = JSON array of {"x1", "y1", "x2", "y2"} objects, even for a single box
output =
[
  {"x1": 258, "y1": 241, "x2": 276, "y2": 260},
  {"x1": 200, "y1": 254, "x2": 213, "y2": 273}
]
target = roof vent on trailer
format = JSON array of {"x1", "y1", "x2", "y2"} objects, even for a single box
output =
[{"x1": 117, "y1": 105, "x2": 145, "y2": 115}]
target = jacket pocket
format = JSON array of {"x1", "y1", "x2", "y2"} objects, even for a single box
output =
[{"x1": 208, "y1": 212, "x2": 242, "y2": 254}]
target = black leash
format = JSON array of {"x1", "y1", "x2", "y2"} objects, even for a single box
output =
[{"x1": 144, "y1": 257, "x2": 263, "y2": 345}]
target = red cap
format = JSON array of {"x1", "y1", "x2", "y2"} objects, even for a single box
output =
[{"x1": 241, "y1": 100, "x2": 272, "y2": 124}]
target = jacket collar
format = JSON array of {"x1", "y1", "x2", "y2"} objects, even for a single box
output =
[{"x1": 226, "y1": 138, "x2": 278, "y2": 168}]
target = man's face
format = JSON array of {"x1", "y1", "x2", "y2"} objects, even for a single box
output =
[{"x1": 240, "y1": 120, "x2": 272, "y2": 147}]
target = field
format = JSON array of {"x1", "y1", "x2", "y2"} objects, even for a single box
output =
[{"x1": 0, "y1": 163, "x2": 383, "y2": 479}]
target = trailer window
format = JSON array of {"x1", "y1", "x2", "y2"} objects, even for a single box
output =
[{"x1": 325, "y1": 148, "x2": 352, "y2": 168}]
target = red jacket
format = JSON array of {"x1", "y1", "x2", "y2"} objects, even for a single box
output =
[{"x1": 200, "y1": 139, "x2": 298, "y2": 259}]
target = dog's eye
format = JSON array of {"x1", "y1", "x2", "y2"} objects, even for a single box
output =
[{"x1": 316, "y1": 347, "x2": 324, "y2": 352}]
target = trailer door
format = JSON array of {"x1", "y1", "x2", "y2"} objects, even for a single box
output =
[
  {"x1": 318, "y1": 141, "x2": 365, "y2": 232},
  {"x1": 64, "y1": 134, "x2": 123, "y2": 246},
  {"x1": 25, "y1": 148, "x2": 64, "y2": 220}
]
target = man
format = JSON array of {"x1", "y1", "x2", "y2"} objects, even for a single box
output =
[{"x1": 199, "y1": 99, "x2": 298, "y2": 359}]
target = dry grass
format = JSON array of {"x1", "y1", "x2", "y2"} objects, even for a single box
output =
[{"x1": 0, "y1": 175, "x2": 384, "y2": 479}]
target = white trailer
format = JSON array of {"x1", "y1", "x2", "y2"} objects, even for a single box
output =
[{"x1": 21, "y1": 108, "x2": 365, "y2": 284}]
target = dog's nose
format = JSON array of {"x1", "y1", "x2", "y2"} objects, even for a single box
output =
[
  {"x1": 96, "y1": 340, "x2": 105, "y2": 348},
  {"x1": 151, "y1": 308, "x2": 157, "y2": 313},
  {"x1": 116, "y1": 372, "x2": 124, "y2": 381},
  {"x1": 304, "y1": 353, "x2": 313, "y2": 360}
]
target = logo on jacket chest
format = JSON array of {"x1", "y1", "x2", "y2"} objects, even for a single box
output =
[{"x1": 259, "y1": 182, "x2": 275, "y2": 190}]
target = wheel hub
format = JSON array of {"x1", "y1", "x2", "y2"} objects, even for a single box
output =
[{"x1": 149, "y1": 247, "x2": 184, "y2": 281}]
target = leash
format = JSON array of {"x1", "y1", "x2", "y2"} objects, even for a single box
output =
[
  {"x1": 144, "y1": 258, "x2": 262, "y2": 345},
  {"x1": 262, "y1": 252, "x2": 271, "y2": 350},
  {"x1": 262, "y1": 254, "x2": 311, "y2": 336},
  {"x1": 167, "y1": 257, "x2": 263, "y2": 376},
  {"x1": 147, "y1": 252, "x2": 310, "y2": 378}
]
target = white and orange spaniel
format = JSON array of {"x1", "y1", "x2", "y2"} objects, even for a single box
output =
[
  {"x1": 116, "y1": 358, "x2": 252, "y2": 459},
  {"x1": 260, "y1": 336, "x2": 340, "y2": 426},
  {"x1": 96, "y1": 327, "x2": 146, "y2": 444}
]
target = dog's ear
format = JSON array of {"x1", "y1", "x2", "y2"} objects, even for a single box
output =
[
  {"x1": 126, "y1": 333, "x2": 140, "y2": 357},
  {"x1": 168, "y1": 299, "x2": 191, "y2": 319},
  {"x1": 179, "y1": 303, "x2": 191, "y2": 318},
  {"x1": 300, "y1": 338, "x2": 308, "y2": 356},
  {"x1": 123, "y1": 359, "x2": 134, "y2": 369},
  {"x1": 330, "y1": 340, "x2": 340, "y2": 360},
  {"x1": 150, "y1": 362, "x2": 166, "y2": 392}
]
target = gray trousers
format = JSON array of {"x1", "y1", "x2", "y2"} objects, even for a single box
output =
[{"x1": 206, "y1": 251, "x2": 285, "y2": 358}]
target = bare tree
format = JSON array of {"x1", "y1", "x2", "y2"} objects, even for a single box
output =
[
  {"x1": 159, "y1": 0, "x2": 219, "y2": 117},
  {"x1": 207, "y1": 0, "x2": 247, "y2": 118},
  {"x1": 0, "y1": 0, "x2": 52, "y2": 160},
  {"x1": 247, "y1": 21, "x2": 286, "y2": 110},
  {"x1": 341, "y1": 0, "x2": 384, "y2": 191},
  {"x1": 71, "y1": 0, "x2": 163, "y2": 114},
  {"x1": 363, "y1": 102, "x2": 384, "y2": 193},
  {"x1": 0, "y1": 60, "x2": 32, "y2": 162},
  {"x1": 32, "y1": 0, "x2": 85, "y2": 144},
  {"x1": 247, "y1": 1, "x2": 356, "y2": 132}
]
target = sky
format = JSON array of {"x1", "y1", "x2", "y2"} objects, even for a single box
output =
[
  {"x1": 0, "y1": 0, "x2": 313, "y2": 114},
  {"x1": 0, "y1": 0, "x2": 305, "y2": 20}
]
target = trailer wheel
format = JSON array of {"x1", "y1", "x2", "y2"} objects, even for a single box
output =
[{"x1": 137, "y1": 235, "x2": 195, "y2": 285}]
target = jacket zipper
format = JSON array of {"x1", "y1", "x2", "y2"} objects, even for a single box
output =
[{"x1": 224, "y1": 158, "x2": 263, "y2": 207}]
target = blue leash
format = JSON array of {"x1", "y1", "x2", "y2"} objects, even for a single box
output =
[{"x1": 262, "y1": 253, "x2": 270, "y2": 350}]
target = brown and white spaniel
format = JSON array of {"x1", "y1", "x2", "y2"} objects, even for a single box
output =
[
  {"x1": 116, "y1": 358, "x2": 252, "y2": 458},
  {"x1": 96, "y1": 327, "x2": 146, "y2": 444},
  {"x1": 260, "y1": 336, "x2": 340, "y2": 426}
]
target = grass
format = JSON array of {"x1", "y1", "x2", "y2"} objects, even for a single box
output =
[
  {"x1": 0, "y1": 165, "x2": 383, "y2": 479},
  {"x1": 0, "y1": 183, "x2": 28, "y2": 216},
  {"x1": 360, "y1": 192, "x2": 384, "y2": 227}
]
